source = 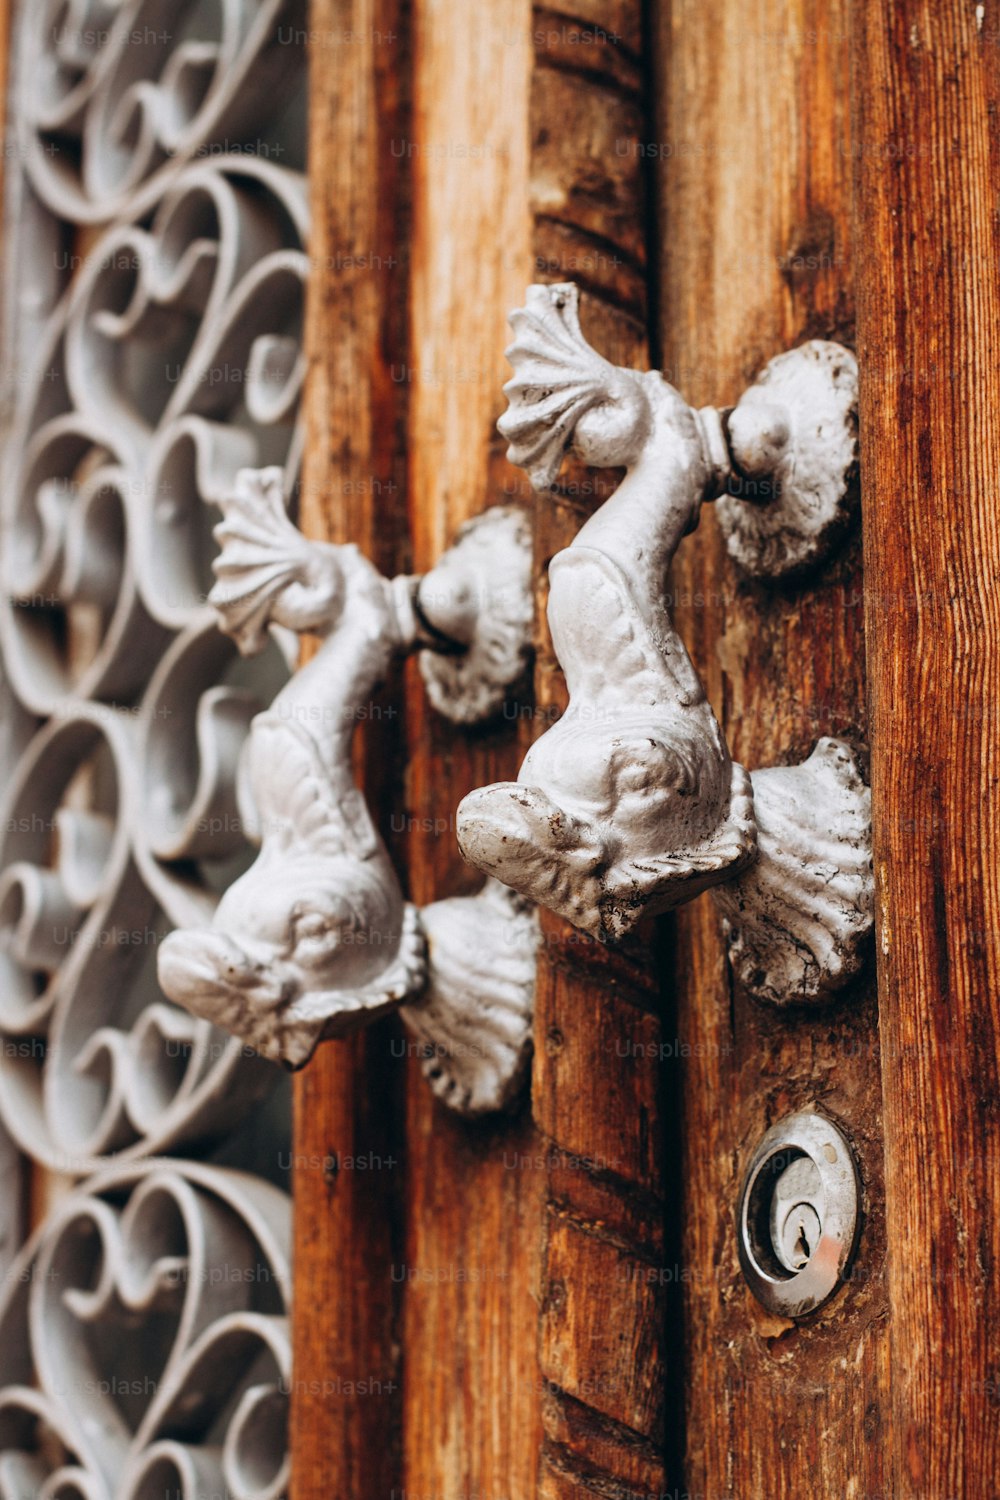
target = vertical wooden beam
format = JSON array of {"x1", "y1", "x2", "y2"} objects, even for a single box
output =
[
  {"x1": 657, "y1": 2, "x2": 891, "y2": 1495},
  {"x1": 399, "y1": 5, "x2": 543, "y2": 1498},
  {"x1": 297, "y1": 5, "x2": 668, "y2": 1497},
  {"x1": 293, "y1": 2, "x2": 411, "y2": 1496},
  {"x1": 854, "y1": 4, "x2": 1000, "y2": 1492},
  {"x1": 521, "y1": 8, "x2": 672, "y2": 1498}
]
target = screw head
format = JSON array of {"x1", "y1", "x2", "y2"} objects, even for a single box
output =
[{"x1": 737, "y1": 1110, "x2": 860, "y2": 1318}]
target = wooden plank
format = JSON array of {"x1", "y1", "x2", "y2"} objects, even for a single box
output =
[
  {"x1": 0, "y1": 1122, "x2": 24, "y2": 1286},
  {"x1": 521, "y1": 10, "x2": 677, "y2": 1496},
  {"x1": 292, "y1": 2, "x2": 411, "y2": 1495},
  {"x1": 655, "y1": 2, "x2": 892, "y2": 1496},
  {"x1": 854, "y1": 4, "x2": 1000, "y2": 1492},
  {"x1": 541, "y1": 1216, "x2": 665, "y2": 1438},
  {"x1": 296, "y1": 6, "x2": 664, "y2": 1496},
  {"x1": 400, "y1": 4, "x2": 544, "y2": 1498}
]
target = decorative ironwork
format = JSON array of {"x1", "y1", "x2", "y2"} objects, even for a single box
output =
[
  {"x1": 0, "y1": 4, "x2": 305, "y2": 1491},
  {"x1": 0, "y1": 1160, "x2": 291, "y2": 1499},
  {"x1": 0, "y1": 1, "x2": 308, "y2": 1171},
  {"x1": 458, "y1": 283, "x2": 873, "y2": 1004}
]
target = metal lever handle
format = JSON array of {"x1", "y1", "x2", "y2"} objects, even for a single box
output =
[
  {"x1": 158, "y1": 467, "x2": 538, "y2": 1113},
  {"x1": 456, "y1": 283, "x2": 873, "y2": 1006}
]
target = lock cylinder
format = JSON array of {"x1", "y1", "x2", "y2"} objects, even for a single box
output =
[{"x1": 737, "y1": 1110, "x2": 861, "y2": 1318}]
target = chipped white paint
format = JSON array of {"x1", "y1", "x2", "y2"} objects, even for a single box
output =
[
  {"x1": 418, "y1": 506, "x2": 535, "y2": 724},
  {"x1": 457, "y1": 283, "x2": 873, "y2": 1003},
  {"x1": 712, "y1": 739, "x2": 874, "y2": 1005},
  {"x1": 158, "y1": 468, "x2": 536, "y2": 1094},
  {"x1": 716, "y1": 341, "x2": 859, "y2": 579},
  {"x1": 404, "y1": 880, "x2": 540, "y2": 1115},
  {"x1": 458, "y1": 283, "x2": 757, "y2": 940}
]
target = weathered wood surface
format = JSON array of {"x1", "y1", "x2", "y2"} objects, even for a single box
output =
[
  {"x1": 656, "y1": 3, "x2": 891, "y2": 1496},
  {"x1": 296, "y1": 0, "x2": 680, "y2": 1493},
  {"x1": 854, "y1": 3, "x2": 1000, "y2": 1493},
  {"x1": 524, "y1": 7, "x2": 681, "y2": 1497},
  {"x1": 294, "y1": 0, "x2": 972, "y2": 1495},
  {"x1": 0, "y1": 0, "x2": 27, "y2": 1275},
  {"x1": 297, "y1": 2, "x2": 547, "y2": 1496},
  {"x1": 293, "y1": 3, "x2": 411, "y2": 1495},
  {"x1": 400, "y1": 5, "x2": 544, "y2": 1499}
]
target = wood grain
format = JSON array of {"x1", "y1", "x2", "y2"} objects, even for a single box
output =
[
  {"x1": 293, "y1": 2, "x2": 923, "y2": 1495},
  {"x1": 656, "y1": 2, "x2": 891, "y2": 1496},
  {"x1": 854, "y1": 3, "x2": 1000, "y2": 1492},
  {"x1": 295, "y1": 3, "x2": 670, "y2": 1495},
  {"x1": 399, "y1": 5, "x2": 543, "y2": 1500},
  {"x1": 522, "y1": 9, "x2": 681, "y2": 1496},
  {"x1": 292, "y1": 2, "x2": 411, "y2": 1496}
]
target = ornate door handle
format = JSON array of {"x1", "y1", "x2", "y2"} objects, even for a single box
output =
[
  {"x1": 158, "y1": 468, "x2": 538, "y2": 1114},
  {"x1": 456, "y1": 283, "x2": 873, "y2": 1005}
]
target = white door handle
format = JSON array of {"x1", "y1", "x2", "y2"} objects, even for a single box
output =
[
  {"x1": 158, "y1": 467, "x2": 539, "y2": 1113},
  {"x1": 457, "y1": 283, "x2": 873, "y2": 1007}
]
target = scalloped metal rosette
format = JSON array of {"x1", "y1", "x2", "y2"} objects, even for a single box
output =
[
  {"x1": 716, "y1": 341, "x2": 859, "y2": 580},
  {"x1": 418, "y1": 506, "x2": 534, "y2": 724}
]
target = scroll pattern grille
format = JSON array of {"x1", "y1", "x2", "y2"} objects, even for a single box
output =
[
  {"x1": 0, "y1": 1162, "x2": 291, "y2": 1500},
  {"x1": 0, "y1": 3, "x2": 306, "y2": 1492}
]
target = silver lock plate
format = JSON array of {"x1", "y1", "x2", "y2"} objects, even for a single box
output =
[{"x1": 737, "y1": 1110, "x2": 860, "y2": 1318}]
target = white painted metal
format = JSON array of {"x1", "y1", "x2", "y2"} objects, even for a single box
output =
[
  {"x1": 713, "y1": 739, "x2": 874, "y2": 1005},
  {"x1": 157, "y1": 467, "x2": 537, "y2": 1105},
  {"x1": 0, "y1": 10, "x2": 313, "y2": 1171},
  {"x1": 0, "y1": 6, "x2": 302, "y2": 1489},
  {"x1": 403, "y1": 880, "x2": 539, "y2": 1116},
  {"x1": 0, "y1": 1160, "x2": 292, "y2": 1498},
  {"x1": 457, "y1": 283, "x2": 873, "y2": 1004},
  {"x1": 717, "y1": 340, "x2": 860, "y2": 578}
]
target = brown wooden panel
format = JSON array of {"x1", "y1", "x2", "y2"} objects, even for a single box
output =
[
  {"x1": 293, "y1": 2, "x2": 411, "y2": 1496},
  {"x1": 399, "y1": 5, "x2": 543, "y2": 1498},
  {"x1": 656, "y1": 2, "x2": 891, "y2": 1496},
  {"x1": 541, "y1": 1216, "x2": 665, "y2": 1438},
  {"x1": 523, "y1": 9, "x2": 676, "y2": 1497},
  {"x1": 854, "y1": 3, "x2": 1000, "y2": 1492},
  {"x1": 538, "y1": 1385, "x2": 665, "y2": 1500},
  {"x1": 533, "y1": 934, "x2": 662, "y2": 1193},
  {"x1": 295, "y1": 3, "x2": 671, "y2": 1496},
  {"x1": 0, "y1": 0, "x2": 27, "y2": 1278}
]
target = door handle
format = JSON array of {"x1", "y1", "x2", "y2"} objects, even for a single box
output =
[
  {"x1": 158, "y1": 467, "x2": 538, "y2": 1114},
  {"x1": 456, "y1": 283, "x2": 873, "y2": 1006}
]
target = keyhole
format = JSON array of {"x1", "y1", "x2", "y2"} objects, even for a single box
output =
[
  {"x1": 794, "y1": 1218, "x2": 812, "y2": 1265},
  {"x1": 777, "y1": 1201, "x2": 823, "y2": 1274},
  {"x1": 767, "y1": 1154, "x2": 824, "y2": 1275},
  {"x1": 738, "y1": 1113, "x2": 861, "y2": 1317}
]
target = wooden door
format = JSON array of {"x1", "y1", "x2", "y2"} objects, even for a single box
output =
[
  {"x1": 292, "y1": 2, "x2": 1000, "y2": 1496},
  {"x1": 656, "y1": 3, "x2": 889, "y2": 1494},
  {"x1": 293, "y1": 4, "x2": 669, "y2": 1497},
  {"x1": 1, "y1": 1, "x2": 991, "y2": 1496},
  {"x1": 658, "y1": 4, "x2": 1000, "y2": 1494}
]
